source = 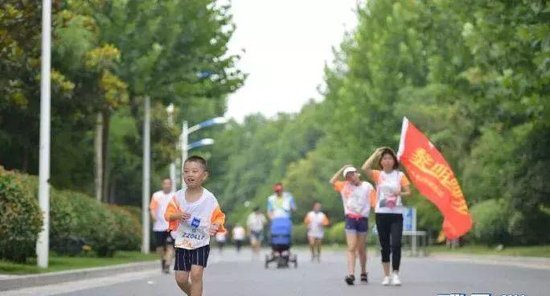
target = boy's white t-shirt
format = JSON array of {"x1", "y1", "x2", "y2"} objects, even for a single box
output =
[{"x1": 169, "y1": 188, "x2": 224, "y2": 250}]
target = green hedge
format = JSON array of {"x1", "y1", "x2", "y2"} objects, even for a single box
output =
[
  {"x1": 49, "y1": 189, "x2": 77, "y2": 244},
  {"x1": 49, "y1": 191, "x2": 142, "y2": 256},
  {"x1": 327, "y1": 221, "x2": 346, "y2": 245},
  {"x1": 0, "y1": 167, "x2": 141, "y2": 262},
  {"x1": 470, "y1": 199, "x2": 511, "y2": 245},
  {"x1": 0, "y1": 167, "x2": 43, "y2": 262},
  {"x1": 63, "y1": 191, "x2": 119, "y2": 256},
  {"x1": 292, "y1": 223, "x2": 308, "y2": 245},
  {"x1": 108, "y1": 205, "x2": 141, "y2": 251}
]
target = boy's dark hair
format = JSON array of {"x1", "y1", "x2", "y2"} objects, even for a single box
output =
[
  {"x1": 253, "y1": 206, "x2": 260, "y2": 212},
  {"x1": 378, "y1": 147, "x2": 400, "y2": 170},
  {"x1": 184, "y1": 155, "x2": 208, "y2": 171},
  {"x1": 162, "y1": 177, "x2": 172, "y2": 182}
]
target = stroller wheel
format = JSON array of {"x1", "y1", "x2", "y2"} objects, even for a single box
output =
[
  {"x1": 293, "y1": 255, "x2": 298, "y2": 268},
  {"x1": 265, "y1": 255, "x2": 269, "y2": 269},
  {"x1": 277, "y1": 255, "x2": 289, "y2": 268}
]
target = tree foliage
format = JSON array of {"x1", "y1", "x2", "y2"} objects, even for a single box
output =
[
  {"x1": 1, "y1": 0, "x2": 244, "y2": 204},
  {"x1": 208, "y1": 0, "x2": 549, "y2": 245},
  {"x1": 2, "y1": 0, "x2": 548, "y2": 246}
]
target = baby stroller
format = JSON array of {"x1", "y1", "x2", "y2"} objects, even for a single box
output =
[{"x1": 265, "y1": 217, "x2": 298, "y2": 268}]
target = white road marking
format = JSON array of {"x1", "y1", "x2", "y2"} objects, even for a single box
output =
[
  {"x1": 1, "y1": 270, "x2": 158, "y2": 296},
  {"x1": 431, "y1": 255, "x2": 550, "y2": 270}
]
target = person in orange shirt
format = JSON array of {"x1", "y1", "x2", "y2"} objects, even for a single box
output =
[
  {"x1": 330, "y1": 165, "x2": 376, "y2": 285},
  {"x1": 362, "y1": 147, "x2": 411, "y2": 286},
  {"x1": 150, "y1": 178, "x2": 175, "y2": 274},
  {"x1": 165, "y1": 156, "x2": 226, "y2": 296},
  {"x1": 303, "y1": 201, "x2": 329, "y2": 262}
]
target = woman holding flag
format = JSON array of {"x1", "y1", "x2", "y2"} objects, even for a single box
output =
[{"x1": 362, "y1": 147, "x2": 411, "y2": 286}]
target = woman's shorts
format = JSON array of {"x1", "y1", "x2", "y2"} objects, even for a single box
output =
[{"x1": 344, "y1": 216, "x2": 368, "y2": 234}]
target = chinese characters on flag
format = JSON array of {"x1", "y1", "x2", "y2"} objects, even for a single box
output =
[{"x1": 397, "y1": 117, "x2": 472, "y2": 239}]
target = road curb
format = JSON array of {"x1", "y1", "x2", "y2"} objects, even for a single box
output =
[
  {"x1": 429, "y1": 253, "x2": 550, "y2": 270},
  {"x1": 0, "y1": 260, "x2": 158, "y2": 292}
]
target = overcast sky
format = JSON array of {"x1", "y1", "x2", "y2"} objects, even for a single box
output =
[{"x1": 225, "y1": 0, "x2": 358, "y2": 121}]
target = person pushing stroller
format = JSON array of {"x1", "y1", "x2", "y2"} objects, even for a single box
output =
[{"x1": 265, "y1": 183, "x2": 298, "y2": 268}]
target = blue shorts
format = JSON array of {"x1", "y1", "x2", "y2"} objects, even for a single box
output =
[{"x1": 345, "y1": 216, "x2": 369, "y2": 234}]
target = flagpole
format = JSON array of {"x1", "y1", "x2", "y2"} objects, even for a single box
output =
[{"x1": 397, "y1": 117, "x2": 409, "y2": 159}]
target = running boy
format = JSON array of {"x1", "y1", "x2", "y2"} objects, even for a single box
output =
[
  {"x1": 165, "y1": 155, "x2": 226, "y2": 296},
  {"x1": 304, "y1": 201, "x2": 329, "y2": 262}
]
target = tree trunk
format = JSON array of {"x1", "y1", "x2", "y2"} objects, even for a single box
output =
[
  {"x1": 22, "y1": 145, "x2": 29, "y2": 173},
  {"x1": 109, "y1": 179, "x2": 116, "y2": 204},
  {"x1": 94, "y1": 112, "x2": 103, "y2": 202},
  {"x1": 102, "y1": 108, "x2": 111, "y2": 203}
]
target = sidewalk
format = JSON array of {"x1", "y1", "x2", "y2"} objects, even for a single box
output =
[
  {"x1": 429, "y1": 253, "x2": 550, "y2": 270},
  {"x1": 0, "y1": 261, "x2": 157, "y2": 292}
]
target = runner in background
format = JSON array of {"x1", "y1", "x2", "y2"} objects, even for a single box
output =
[
  {"x1": 267, "y1": 183, "x2": 296, "y2": 220},
  {"x1": 304, "y1": 201, "x2": 329, "y2": 262},
  {"x1": 247, "y1": 206, "x2": 267, "y2": 257},
  {"x1": 150, "y1": 177, "x2": 175, "y2": 274},
  {"x1": 215, "y1": 231, "x2": 227, "y2": 254},
  {"x1": 232, "y1": 224, "x2": 246, "y2": 253}
]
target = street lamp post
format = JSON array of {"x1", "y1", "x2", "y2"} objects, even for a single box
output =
[
  {"x1": 37, "y1": 0, "x2": 52, "y2": 268},
  {"x1": 141, "y1": 96, "x2": 151, "y2": 254},
  {"x1": 166, "y1": 104, "x2": 176, "y2": 193},
  {"x1": 181, "y1": 121, "x2": 189, "y2": 173},
  {"x1": 179, "y1": 117, "x2": 227, "y2": 174}
]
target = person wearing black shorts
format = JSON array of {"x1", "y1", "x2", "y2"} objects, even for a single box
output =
[
  {"x1": 165, "y1": 156, "x2": 226, "y2": 296},
  {"x1": 150, "y1": 178, "x2": 175, "y2": 273}
]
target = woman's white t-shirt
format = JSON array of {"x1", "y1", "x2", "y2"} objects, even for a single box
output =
[{"x1": 372, "y1": 170, "x2": 410, "y2": 215}]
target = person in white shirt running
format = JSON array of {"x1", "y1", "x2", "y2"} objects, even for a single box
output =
[
  {"x1": 150, "y1": 177, "x2": 175, "y2": 273},
  {"x1": 247, "y1": 206, "x2": 267, "y2": 256},
  {"x1": 232, "y1": 224, "x2": 246, "y2": 252},
  {"x1": 304, "y1": 201, "x2": 329, "y2": 262}
]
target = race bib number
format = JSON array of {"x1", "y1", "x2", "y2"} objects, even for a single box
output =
[{"x1": 175, "y1": 216, "x2": 209, "y2": 249}]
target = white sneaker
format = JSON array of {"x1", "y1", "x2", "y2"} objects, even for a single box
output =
[
  {"x1": 391, "y1": 272, "x2": 401, "y2": 286},
  {"x1": 382, "y1": 276, "x2": 391, "y2": 286}
]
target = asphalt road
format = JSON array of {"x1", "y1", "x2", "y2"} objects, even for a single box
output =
[{"x1": 4, "y1": 247, "x2": 549, "y2": 296}]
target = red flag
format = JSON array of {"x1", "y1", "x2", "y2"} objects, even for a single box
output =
[{"x1": 397, "y1": 117, "x2": 472, "y2": 239}]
